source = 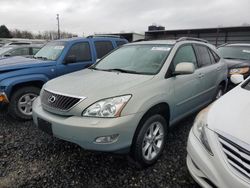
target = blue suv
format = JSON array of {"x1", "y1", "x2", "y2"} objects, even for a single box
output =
[{"x1": 0, "y1": 36, "x2": 128, "y2": 120}]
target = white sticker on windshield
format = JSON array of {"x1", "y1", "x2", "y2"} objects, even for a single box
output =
[
  {"x1": 242, "y1": 49, "x2": 250, "y2": 53},
  {"x1": 54, "y1": 46, "x2": 64, "y2": 50},
  {"x1": 151, "y1": 47, "x2": 171, "y2": 51}
]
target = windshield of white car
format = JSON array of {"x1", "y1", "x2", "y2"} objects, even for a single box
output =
[
  {"x1": 242, "y1": 78, "x2": 250, "y2": 90},
  {"x1": 92, "y1": 44, "x2": 173, "y2": 75},
  {"x1": 218, "y1": 46, "x2": 250, "y2": 61},
  {"x1": 34, "y1": 41, "x2": 66, "y2": 61}
]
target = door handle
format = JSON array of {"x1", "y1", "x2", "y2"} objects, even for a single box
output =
[
  {"x1": 216, "y1": 66, "x2": 222, "y2": 71},
  {"x1": 198, "y1": 73, "x2": 204, "y2": 78}
]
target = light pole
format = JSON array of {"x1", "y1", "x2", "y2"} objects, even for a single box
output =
[{"x1": 56, "y1": 14, "x2": 60, "y2": 39}]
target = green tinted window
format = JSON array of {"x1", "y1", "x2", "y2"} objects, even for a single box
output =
[{"x1": 172, "y1": 45, "x2": 197, "y2": 69}]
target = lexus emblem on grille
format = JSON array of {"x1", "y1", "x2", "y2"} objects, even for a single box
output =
[{"x1": 48, "y1": 95, "x2": 56, "y2": 103}]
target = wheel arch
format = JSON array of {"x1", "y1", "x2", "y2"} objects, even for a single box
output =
[{"x1": 131, "y1": 102, "x2": 170, "y2": 150}]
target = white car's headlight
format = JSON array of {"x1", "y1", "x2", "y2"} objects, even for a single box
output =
[
  {"x1": 229, "y1": 67, "x2": 249, "y2": 75},
  {"x1": 82, "y1": 95, "x2": 131, "y2": 118},
  {"x1": 192, "y1": 107, "x2": 213, "y2": 155}
]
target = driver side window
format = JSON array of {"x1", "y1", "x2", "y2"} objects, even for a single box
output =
[
  {"x1": 172, "y1": 45, "x2": 198, "y2": 70},
  {"x1": 66, "y1": 42, "x2": 92, "y2": 63}
]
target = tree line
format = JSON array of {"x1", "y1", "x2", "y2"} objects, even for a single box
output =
[{"x1": 0, "y1": 25, "x2": 78, "y2": 39}]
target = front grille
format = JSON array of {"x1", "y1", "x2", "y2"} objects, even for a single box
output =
[
  {"x1": 218, "y1": 133, "x2": 250, "y2": 180},
  {"x1": 41, "y1": 89, "x2": 82, "y2": 111}
]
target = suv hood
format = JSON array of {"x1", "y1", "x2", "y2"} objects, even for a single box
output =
[
  {"x1": 207, "y1": 86, "x2": 250, "y2": 144},
  {"x1": 224, "y1": 59, "x2": 250, "y2": 69},
  {"x1": 0, "y1": 56, "x2": 55, "y2": 73},
  {"x1": 44, "y1": 69, "x2": 154, "y2": 99}
]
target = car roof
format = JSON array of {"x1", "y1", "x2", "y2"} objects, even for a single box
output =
[
  {"x1": 127, "y1": 40, "x2": 176, "y2": 45},
  {"x1": 224, "y1": 43, "x2": 250, "y2": 47},
  {"x1": 56, "y1": 37, "x2": 127, "y2": 43}
]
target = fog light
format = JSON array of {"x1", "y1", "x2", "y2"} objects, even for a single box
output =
[{"x1": 95, "y1": 134, "x2": 119, "y2": 144}]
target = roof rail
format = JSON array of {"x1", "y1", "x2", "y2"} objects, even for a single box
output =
[
  {"x1": 177, "y1": 37, "x2": 209, "y2": 43},
  {"x1": 87, "y1": 34, "x2": 124, "y2": 39}
]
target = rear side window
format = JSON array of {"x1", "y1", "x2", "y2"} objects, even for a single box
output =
[
  {"x1": 67, "y1": 42, "x2": 92, "y2": 62},
  {"x1": 32, "y1": 47, "x2": 41, "y2": 55},
  {"x1": 210, "y1": 50, "x2": 220, "y2": 62},
  {"x1": 196, "y1": 45, "x2": 212, "y2": 67},
  {"x1": 94, "y1": 41, "x2": 114, "y2": 59},
  {"x1": 115, "y1": 41, "x2": 126, "y2": 47},
  {"x1": 172, "y1": 45, "x2": 198, "y2": 69},
  {"x1": 10, "y1": 47, "x2": 29, "y2": 56}
]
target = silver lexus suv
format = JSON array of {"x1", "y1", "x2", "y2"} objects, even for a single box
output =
[{"x1": 32, "y1": 37, "x2": 228, "y2": 167}]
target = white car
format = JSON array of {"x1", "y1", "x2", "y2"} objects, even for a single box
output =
[{"x1": 187, "y1": 74, "x2": 250, "y2": 187}]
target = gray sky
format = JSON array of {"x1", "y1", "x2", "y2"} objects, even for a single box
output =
[{"x1": 1, "y1": 0, "x2": 250, "y2": 36}]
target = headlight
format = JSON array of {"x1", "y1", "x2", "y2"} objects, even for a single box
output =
[
  {"x1": 82, "y1": 95, "x2": 131, "y2": 118},
  {"x1": 192, "y1": 107, "x2": 213, "y2": 155},
  {"x1": 229, "y1": 67, "x2": 249, "y2": 75}
]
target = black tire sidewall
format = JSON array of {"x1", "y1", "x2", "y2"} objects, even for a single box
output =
[
  {"x1": 131, "y1": 114, "x2": 167, "y2": 167},
  {"x1": 8, "y1": 86, "x2": 40, "y2": 120}
]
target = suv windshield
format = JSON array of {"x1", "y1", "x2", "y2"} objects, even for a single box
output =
[
  {"x1": 34, "y1": 41, "x2": 66, "y2": 61},
  {"x1": 218, "y1": 46, "x2": 250, "y2": 61},
  {"x1": 93, "y1": 44, "x2": 172, "y2": 75}
]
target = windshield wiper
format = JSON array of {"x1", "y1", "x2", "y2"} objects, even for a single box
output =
[
  {"x1": 224, "y1": 57, "x2": 248, "y2": 61},
  {"x1": 104, "y1": 68, "x2": 140, "y2": 74},
  {"x1": 34, "y1": 56, "x2": 49, "y2": 60}
]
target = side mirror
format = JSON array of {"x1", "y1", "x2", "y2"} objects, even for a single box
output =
[
  {"x1": 230, "y1": 74, "x2": 244, "y2": 85},
  {"x1": 65, "y1": 55, "x2": 77, "y2": 64},
  {"x1": 173, "y1": 62, "x2": 195, "y2": 75}
]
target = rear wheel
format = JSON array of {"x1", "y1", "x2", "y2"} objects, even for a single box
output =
[
  {"x1": 130, "y1": 114, "x2": 167, "y2": 168},
  {"x1": 9, "y1": 86, "x2": 40, "y2": 120}
]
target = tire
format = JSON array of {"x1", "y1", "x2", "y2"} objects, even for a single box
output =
[
  {"x1": 8, "y1": 86, "x2": 40, "y2": 120},
  {"x1": 130, "y1": 114, "x2": 167, "y2": 168},
  {"x1": 214, "y1": 85, "x2": 224, "y2": 100}
]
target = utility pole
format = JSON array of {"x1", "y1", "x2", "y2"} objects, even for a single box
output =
[{"x1": 56, "y1": 14, "x2": 60, "y2": 39}]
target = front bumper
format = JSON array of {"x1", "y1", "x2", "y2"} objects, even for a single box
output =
[
  {"x1": 32, "y1": 97, "x2": 143, "y2": 153},
  {"x1": 187, "y1": 128, "x2": 250, "y2": 188}
]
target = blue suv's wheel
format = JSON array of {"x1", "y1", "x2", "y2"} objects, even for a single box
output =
[{"x1": 9, "y1": 86, "x2": 40, "y2": 120}]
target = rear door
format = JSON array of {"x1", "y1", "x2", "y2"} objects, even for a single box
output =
[
  {"x1": 194, "y1": 44, "x2": 221, "y2": 101},
  {"x1": 57, "y1": 42, "x2": 93, "y2": 76},
  {"x1": 169, "y1": 44, "x2": 202, "y2": 119}
]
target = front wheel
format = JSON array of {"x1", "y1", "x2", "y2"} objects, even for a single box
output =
[
  {"x1": 130, "y1": 114, "x2": 167, "y2": 168},
  {"x1": 8, "y1": 86, "x2": 40, "y2": 120}
]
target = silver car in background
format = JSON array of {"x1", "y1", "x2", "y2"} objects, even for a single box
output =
[{"x1": 32, "y1": 37, "x2": 228, "y2": 167}]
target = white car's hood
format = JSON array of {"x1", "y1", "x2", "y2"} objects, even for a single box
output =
[{"x1": 207, "y1": 85, "x2": 250, "y2": 144}]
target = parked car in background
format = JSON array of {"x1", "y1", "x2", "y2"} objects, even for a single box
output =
[
  {"x1": 1, "y1": 41, "x2": 32, "y2": 47},
  {"x1": 0, "y1": 36, "x2": 128, "y2": 120},
  {"x1": 187, "y1": 74, "x2": 250, "y2": 188},
  {"x1": 218, "y1": 43, "x2": 250, "y2": 86},
  {"x1": 0, "y1": 44, "x2": 42, "y2": 58},
  {"x1": 32, "y1": 37, "x2": 228, "y2": 167}
]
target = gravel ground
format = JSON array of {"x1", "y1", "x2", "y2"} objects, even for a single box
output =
[{"x1": 0, "y1": 108, "x2": 199, "y2": 188}]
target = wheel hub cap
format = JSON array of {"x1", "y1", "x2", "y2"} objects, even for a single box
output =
[
  {"x1": 142, "y1": 122, "x2": 164, "y2": 161},
  {"x1": 18, "y1": 93, "x2": 38, "y2": 116}
]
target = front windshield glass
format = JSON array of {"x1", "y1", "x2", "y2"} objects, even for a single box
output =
[
  {"x1": 0, "y1": 47, "x2": 13, "y2": 55},
  {"x1": 34, "y1": 41, "x2": 66, "y2": 61},
  {"x1": 218, "y1": 46, "x2": 250, "y2": 61},
  {"x1": 94, "y1": 44, "x2": 173, "y2": 75}
]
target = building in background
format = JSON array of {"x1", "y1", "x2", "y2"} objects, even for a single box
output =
[
  {"x1": 97, "y1": 32, "x2": 145, "y2": 42},
  {"x1": 145, "y1": 26, "x2": 250, "y2": 46}
]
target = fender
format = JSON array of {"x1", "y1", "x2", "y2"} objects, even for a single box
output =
[{"x1": 1, "y1": 74, "x2": 49, "y2": 97}]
